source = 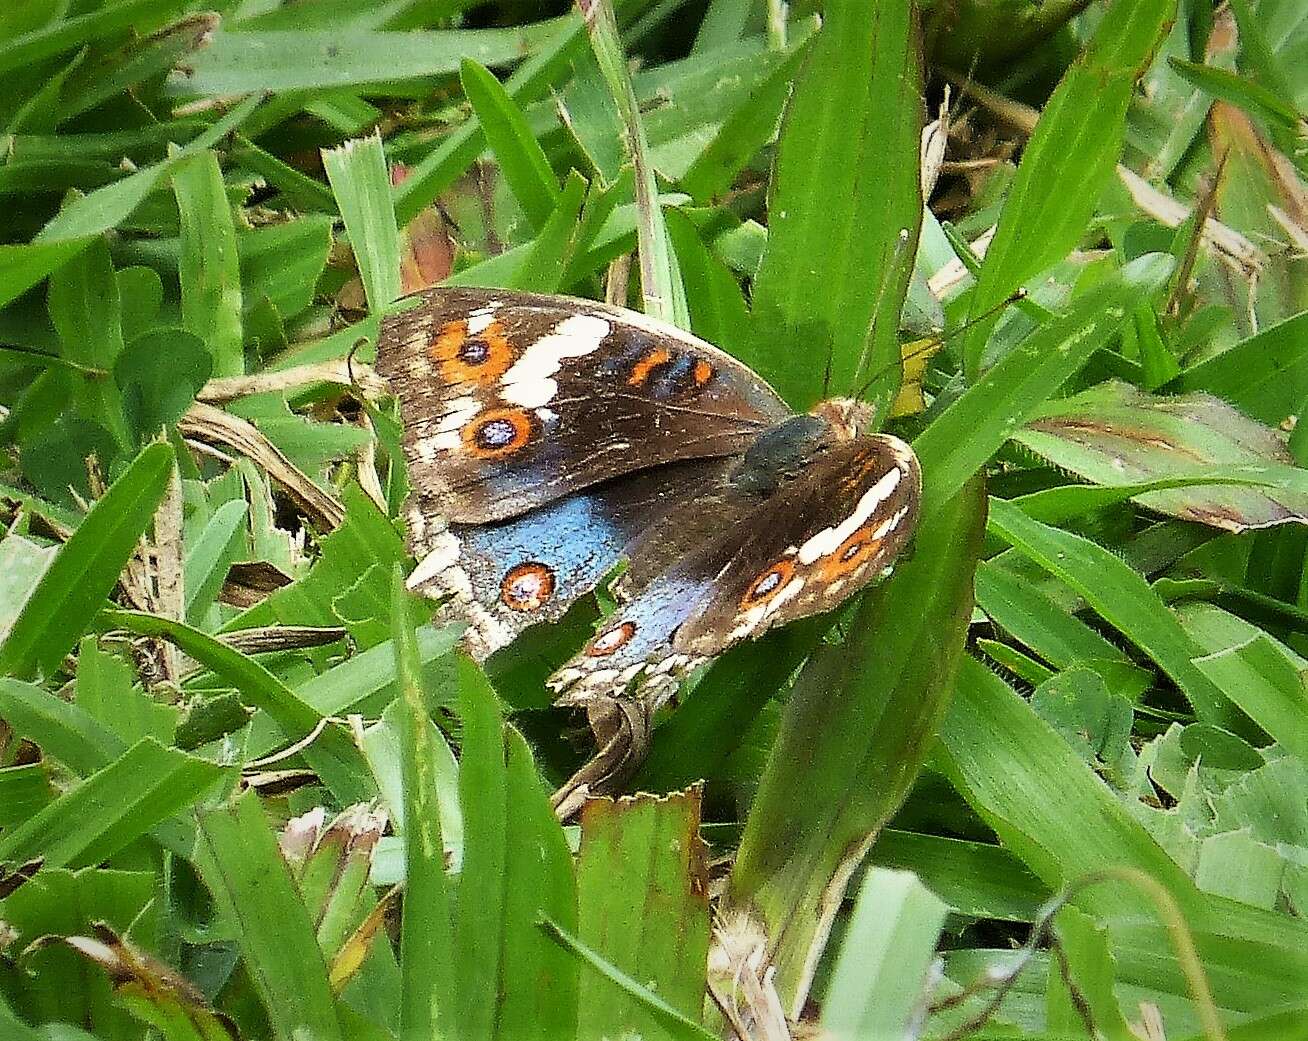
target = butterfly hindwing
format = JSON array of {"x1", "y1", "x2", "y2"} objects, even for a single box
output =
[
  {"x1": 405, "y1": 457, "x2": 734, "y2": 658},
  {"x1": 547, "y1": 426, "x2": 921, "y2": 704},
  {"x1": 377, "y1": 287, "x2": 791, "y2": 526}
]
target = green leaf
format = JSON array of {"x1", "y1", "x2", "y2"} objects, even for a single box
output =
[
  {"x1": 937, "y1": 654, "x2": 1196, "y2": 904},
  {"x1": 1046, "y1": 907, "x2": 1136, "y2": 1041},
  {"x1": 496, "y1": 729, "x2": 579, "y2": 1040},
  {"x1": 960, "y1": 0, "x2": 1175, "y2": 375},
  {"x1": 1175, "y1": 311, "x2": 1308, "y2": 427},
  {"x1": 0, "y1": 96, "x2": 258, "y2": 309},
  {"x1": 747, "y1": 0, "x2": 922, "y2": 411},
  {"x1": 820, "y1": 869, "x2": 948, "y2": 1040},
  {"x1": 0, "y1": 0, "x2": 183, "y2": 76},
  {"x1": 913, "y1": 253, "x2": 1173, "y2": 516},
  {"x1": 575, "y1": 788, "x2": 711, "y2": 1040},
  {"x1": 1167, "y1": 56, "x2": 1305, "y2": 132},
  {"x1": 0, "y1": 441, "x2": 173, "y2": 680},
  {"x1": 197, "y1": 789, "x2": 345, "y2": 1041},
  {"x1": 0, "y1": 676, "x2": 122, "y2": 776},
  {"x1": 578, "y1": 0, "x2": 687, "y2": 327},
  {"x1": 505, "y1": 170, "x2": 587, "y2": 294},
  {"x1": 460, "y1": 58, "x2": 560, "y2": 232},
  {"x1": 173, "y1": 150, "x2": 245, "y2": 378},
  {"x1": 392, "y1": 569, "x2": 454, "y2": 1039},
  {"x1": 183, "y1": 499, "x2": 247, "y2": 625},
  {"x1": 177, "y1": 21, "x2": 570, "y2": 94},
  {"x1": 986, "y1": 496, "x2": 1237, "y2": 728},
  {"x1": 869, "y1": 830, "x2": 1049, "y2": 923},
  {"x1": 323, "y1": 132, "x2": 402, "y2": 313},
  {"x1": 1180, "y1": 603, "x2": 1308, "y2": 764},
  {"x1": 101, "y1": 609, "x2": 376, "y2": 804},
  {"x1": 392, "y1": 17, "x2": 588, "y2": 226},
  {"x1": 728, "y1": 475, "x2": 985, "y2": 1012},
  {"x1": 0, "y1": 737, "x2": 226, "y2": 870},
  {"x1": 113, "y1": 328, "x2": 212, "y2": 445},
  {"x1": 1015, "y1": 381, "x2": 1308, "y2": 532},
  {"x1": 541, "y1": 919, "x2": 717, "y2": 1041}
]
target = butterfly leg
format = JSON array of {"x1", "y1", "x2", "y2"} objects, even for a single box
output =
[{"x1": 550, "y1": 698, "x2": 652, "y2": 820}]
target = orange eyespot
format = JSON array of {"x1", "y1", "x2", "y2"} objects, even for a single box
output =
[
  {"x1": 741, "y1": 559, "x2": 796, "y2": 607},
  {"x1": 692, "y1": 359, "x2": 714, "y2": 387},
  {"x1": 500, "y1": 562, "x2": 555, "y2": 612},
  {"x1": 587, "y1": 621, "x2": 636, "y2": 656},
  {"x1": 819, "y1": 532, "x2": 883, "y2": 581},
  {"x1": 461, "y1": 407, "x2": 535, "y2": 459},
  {"x1": 429, "y1": 319, "x2": 513, "y2": 385},
  {"x1": 627, "y1": 347, "x2": 672, "y2": 386}
]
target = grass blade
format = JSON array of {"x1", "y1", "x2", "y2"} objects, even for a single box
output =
[
  {"x1": 0, "y1": 440, "x2": 172, "y2": 680},
  {"x1": 820, "y1": 869, "x2": 948, "y2": 1040},
  {"x1": 391, "y1": 567, "x2": 455, "y2": 1038},
  {"x1": 960, "y1": 0, "x2": 1174, "y2": 375},
  {"x1": 460, "y1": 58, "x2": 560, "y2": 231},
  {"x1": 575, "y1": 787, "x2": 711, "y2": 1038},
  {"x1": 323, "y1": 132, "x2": 402, "y2": 313},
  {"x1": 173, "y1": 150, "x2": 244, "y2": 379},
  {"x1": 576, "y1": 0, "x2": 687, "y2": 327},
  {"x1": 747, "y1": 0, "x2": 923, "y2": 411},
  {"x1": 0, "y1": 737, "x2": 225, "y2": 869},
  {"x1": 101, "y1": 608, "x2": 375, "y2": 803},
  {"x1": 197, "y1": 790, "x2": 345, "y2": 1041},
  {"x1": 986, "y1": 497, "x2": 1237, "y2": 730},
  {"x1": 913, "y1": 253, "x2": 1172, "y2": 516},
  {"x1": 728, "y1": 475, "x2": 985, "y2": 1012}
]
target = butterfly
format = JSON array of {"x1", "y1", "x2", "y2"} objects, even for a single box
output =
[{"x1": 377, "y1": 287, "x2": 921, "y2": 797}]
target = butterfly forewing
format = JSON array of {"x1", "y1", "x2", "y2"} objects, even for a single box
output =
[{"x1": 377, "y1": 287, "x2": 791, "y2": 526}]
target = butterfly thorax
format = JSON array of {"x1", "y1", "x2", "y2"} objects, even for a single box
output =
[{"x1": 809, "y1": 397, "x2": 878, "y2": 441}]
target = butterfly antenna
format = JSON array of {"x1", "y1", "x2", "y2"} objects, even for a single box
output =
[
  {"x1": 851, "y1": 227, "x2": 913, "y2": 394},
  {"x1": 850, "y1": 287, "x2": 1027, "y2": 403}
]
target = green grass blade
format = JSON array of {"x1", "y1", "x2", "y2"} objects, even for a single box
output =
[
  {"x1": 959, "y1": 0, "x2": 1174, "y2": 376},
  {"x1": 728, "y1": 475, "x2": 985, "y2": 1012},
  {"x1": 392, "y1": 17, "x2": 588, "y2": 225},
  {"x1": 177, "y1": 20, "x2": 570, "y2": 94},
  {"x1": 913, "y1": 253, "x2": 1173, "y2": 516},
  {"x1": 504, "y1": 170, "x2": 587, "y2": 294},
  {"x1": 540, "y1": 918, "x2": 718, "y2": 1041},
  {"x1": 1180, "y1": 603, "x2": 1308, "y2": 763},
  {"x1": 183, "y1": 499, "x2": 247, "y2": 625},
  {"x1": 173, "y1": 150, "x2": 244, "y2": 378},
  {"x1": 197, "y1": 789, "x2": 345, "y2": 1041},
  {"x1": 452, "y1": 660, "x2": 508, "y2": 1041},
  {"x1": 0, "y1": 0, "x2": 179, "y2": 76},
  {"x1": 460, "y1": 57, "x2": 560, "y2": 231},
  {"x1": 986, "y1": 497, "x2": 1237, "y2": 729},
  {"x1": 747, "y1": 0, "x2": 923, "y2": 411},
  {"x1": 392, "y1": 567, "x2": 454, "y2": 1039},
  {"x1": 101, "y1": 608, "x2": 376, "y2": 803},
  {"x1": 1046, "y1": 907, "x2": 1136, "y2": 1041},
  {"x1": 575, "y1": 787, "x2": 711, "y2": 1038},
  {"x1": 937, "y1": 655, "x2": 1197, "y2": 907},
  {"x1": 820, "y1": 869, "x2": 948, "y2": 1040},
  {"x1": 0, "y1": 677, "x2": 122, "y2": 775},
  {"x1": 0, "y1": 440, "x2": 173, "y2": 680},
  {"x1": 1174, "y1": 311, "x2": 1308, "y2": 427},
  {"x1": 0, "y1": 737, "x2": 226, "y2": 869},
  {"x1": 496, "y1": 728, "x2": 579, "y2": 1040},
  {"x1": 577, "y1": 0, "x2": 688, "y2": 327},
  {"x1": 323, "y1": 132, "x2": 402, "y2": 313}
]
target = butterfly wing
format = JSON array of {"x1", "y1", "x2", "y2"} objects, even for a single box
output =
[
  {"x1": 407, "y1": 457, "x2": 734, "y2": 659},
  {"x1": 377, "y1": 287, "x2": 791, "y2": 525},
  {"x1": 547, "y1": 432, "x2": 921, "y2": 705}
]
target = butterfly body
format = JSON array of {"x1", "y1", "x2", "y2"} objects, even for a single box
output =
[{"x1": 378, "y1": 288, "x2": 921, "y2": 733}]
